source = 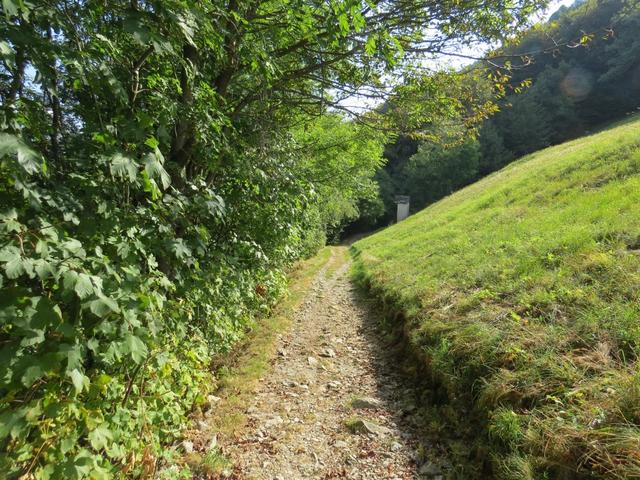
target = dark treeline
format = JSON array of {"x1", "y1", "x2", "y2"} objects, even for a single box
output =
[{"x1": 364, "y1": 0, "x2": 640, "y2": 226}]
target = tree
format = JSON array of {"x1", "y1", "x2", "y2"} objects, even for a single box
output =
[
  {"x1": 292, "y1": 113, "x2": 387, "y2": 244},
  {"x1": 405, "y1": 139, "x2": 481, "y2": 211},
  {"x1": 478, "y1": 120, "x2": 513, "y2": 175}
]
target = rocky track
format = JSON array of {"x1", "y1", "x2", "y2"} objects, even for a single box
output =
[{"x1": 225, "y1": 247, "x2": 448, "y2": 479}]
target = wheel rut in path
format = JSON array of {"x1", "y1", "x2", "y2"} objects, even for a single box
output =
[{"x1": 226, "y1": 247, "x2": 448, "y2": 479}]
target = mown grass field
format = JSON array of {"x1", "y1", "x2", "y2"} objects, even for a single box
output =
[{"x1": 352, "y1": 116, "x2": 640, "y2": 479}]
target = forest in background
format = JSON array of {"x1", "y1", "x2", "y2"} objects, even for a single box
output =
[{"x1": 360, "y1": 0, "x2": 640, "y2": 228}]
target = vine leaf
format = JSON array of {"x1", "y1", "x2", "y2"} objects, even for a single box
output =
[
  {"x1": 68, "y1": 369, "x2": 88, "y2": 395},
  {"x1": 74, "y1": 273, "x2": 94, "y2": 300},
  {"x1": 125, "y1": 334, "x2": 148, "y2": 364},
  {"x1": 88, "y1": 425, "x2": 113, "y2": 450}
]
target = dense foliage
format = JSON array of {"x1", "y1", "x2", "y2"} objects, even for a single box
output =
[
  {"x1": 372, "y1": 0, "x2": 640, "y2": 223},
  {"x1": 0, "y1": 0, "x2": 546, "y2": 477}
]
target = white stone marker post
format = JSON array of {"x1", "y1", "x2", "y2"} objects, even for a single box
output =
[{"x1": 395, "y1": 195, "x2": 410, "y2": 223}]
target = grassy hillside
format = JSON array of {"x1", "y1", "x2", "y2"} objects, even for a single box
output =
[{"x1": 352, "y1": 116, "x2": 640, "y2": 479}]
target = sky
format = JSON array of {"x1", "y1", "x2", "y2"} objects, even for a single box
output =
[
  {"x1": 443, "y1": 0, "x2": 577, "y2": 69},
  {"x1": 338, "y1": 0, "x2": 578, "y2": 113}
]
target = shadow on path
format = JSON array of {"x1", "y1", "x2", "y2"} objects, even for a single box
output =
[{"x1": 347, "y1": 279, "x2": 487, "y2": 480}]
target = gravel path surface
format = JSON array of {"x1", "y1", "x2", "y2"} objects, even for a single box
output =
[{"x1": 225, "y1": 247, "x2": 447, "y2": 479}]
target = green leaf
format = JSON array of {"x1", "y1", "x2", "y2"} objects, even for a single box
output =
[
  {"x1": 124, "y1": 334, "x2": 147, "y2": 364},
  {"x1": 25, "y1": 401, "x2": 42, "y2": 422},
  {"x1": 337, "y1": 13, "x2": 349, "y2": 34},
  {"x1": 0, "y1": 410, "x2": 26, "y2": 441},
  {"x1": 68, "y1": 368, "x2": 88, "y2": 394},
  {"x1": 0, "y1": 40, "x2": 14, "y2": 66},
  {"x1": 0, "y1": 209, "x2": 21, "y2": 232},
  {"x1": 74, "y1": 273, "x2": 94, "y2": 299},
  {"x1": 60, "y1": 434, "x2": 77, "y2": 454},
  {"x1": 35, "y1": 464, "x2": 55, "y2": 480},
  {"x1": 65, "y1": 344, "x2": 84, "y2": 371},
  {"x1": 4, "y1": 254, "x2": 24, "y2": 278},
  {"x1": 30, "y1": 296, "x2": 62, "y2": 328},
  {"x1": 61, "y1": 238, "x2": 86, "y2": 257},
  {"x1": 65, "y1": 450, "x2": 94, "y2": 478},
  {"x1": 0, "y1": 244, "x2": 20, "y2": 261},
  {"x1": 20, "y1": 328, "x2": 45, "y2": 347},
  {"x1": 123, "y1": 14, "x2": 152, "y2": 45},
  {"x1": 2, "y1": 0, "x2": 19, "y2": 18},
  {"x1": 171, "y1": 238, "x2": 191, "y2": 260},
  {"x1": 365, "y1": 35, "x2": 377, "y2": 55},
  {"x1": 175, "y1": 12, "x2": 196, "y2": 46},
  {"x1": 88, "y1": 425, "x2": 113, "y2": 450},
  {"x1": 0, "y1": 133, "x2": 44, "y2": 175},
  {"x1": 141, "y1": 170, "x2": 161, "y2": 201},
  {"x1": 143, "y1": 152, "x2": 171, "y2": 189},
  {"x1": 89, "y1": 294, "x2": 120, "y2": 317},
  {"x1": 90, "y1": 465, "x2": 111, "y2": 480},
  {"x1": 144, "y1": 137, "x2": 159, "y2": 149},
  {"x1": 109, "y1": 153, "x2": 138, "y2": 182},
  {"x1": 62, "y1": 270, "x2": 79, "y2": 292},
  {"x1": 21, "y1": 365, "x2": 44, "y2": 387},
  {"x1": 34, "y1": 259, "x2": 55, "y2": 280}
]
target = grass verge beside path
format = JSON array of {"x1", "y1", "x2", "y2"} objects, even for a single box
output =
[{"x1": 351, "y1": 116, "x2": 640, "y2": 480}]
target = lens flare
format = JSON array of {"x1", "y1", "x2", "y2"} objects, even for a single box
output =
[{"x1": 561, "y1": 67, "x2": 594, "y2": 100}]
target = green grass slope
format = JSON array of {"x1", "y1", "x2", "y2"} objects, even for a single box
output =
[{"x1": 352, "y1": 116, "x2": 640, "y2": 479}]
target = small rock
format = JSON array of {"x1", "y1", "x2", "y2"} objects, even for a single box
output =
[
  {"x1": 390, "y1": 441, "x2": 403, "y2": 452},
  {"x1": 402, "y1": 405, "x2": 417, "y2": 415},
  {"x1": 264, "y1": 415, "x2": 284, "y2": 428},
  {"x1": 347, "y1": 419, "x2": 391, "y2": 436},
  {"x1": 208, "y1": 435, "x2": 218, "y2": 450},
  {"x1": 419, "y1": 461, "x2": 442, "y2": 477},
  {"x1": 307, "y1": 356, "x2": 318, "y2": 366},
  {"x1": 207, "y1": 394, "x2": 221, "y2": 405},
  {"x1": 196, "y1": 420, "x2": 209, "y2": 431},
  {"x1": 181, "y1": 440, "x2": 194, "y2": 454},
  {"x1": 351, "y1": 397, "x2": 383, "y2": 410},
  {"x1": 334, "y1": 440, "x2": 348, "y2": 449},
  {"x1": 277, "y1": 348, "x2": 287, "y2": 357},
  {"x1": 320, "y1": 348, "x2": 336, "y2": 358},
  {"x1": 326, "y1": 380, "x2": 342, "y2": 390}
]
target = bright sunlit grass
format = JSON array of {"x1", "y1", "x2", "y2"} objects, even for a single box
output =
[{"x1": 352, "y1": 115, "x2": 640, "y2": 479}]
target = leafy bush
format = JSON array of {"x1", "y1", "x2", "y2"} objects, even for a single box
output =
[{"x1": 0, "y1": 134, "x2": 293, "y2": 477}]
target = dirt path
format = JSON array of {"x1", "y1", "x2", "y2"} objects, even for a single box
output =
[{"x1": 225, "y1": 247, "x2": 447, "y2": 479}]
